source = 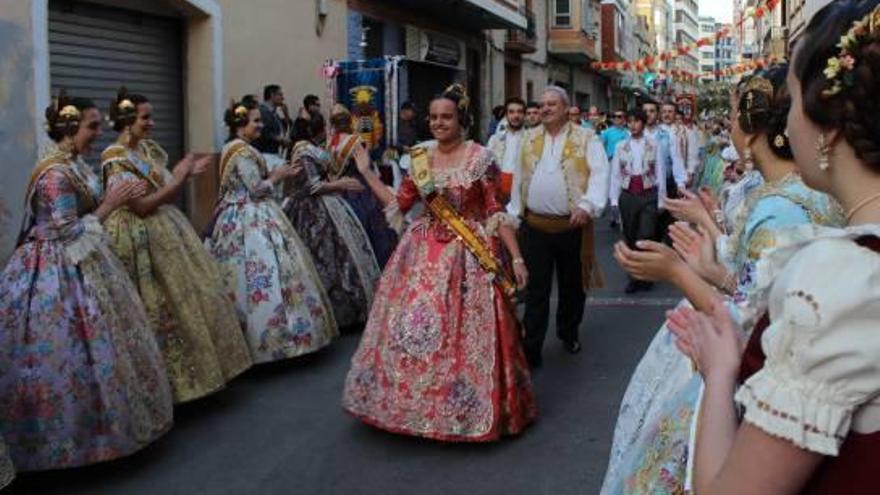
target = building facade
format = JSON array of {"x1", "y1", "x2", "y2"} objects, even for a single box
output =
[
  {"x1": 699, "y1": 15, "x2": 717, "y2": 83},
  {"x1": 787, "y1": 0, "x2": 834, "y2": 52},
  {"x1": 673, "y1": 0, "x2": 700, "y2": 76},
  {"x1": 715, "y1": 22, "x2": 737, "y2": 81},
  {"x1": 547, "y1": 0, "x2": 610, "y2": 111},
  {"x1": 635, "y1": 0, "x2": 673, "y2": 53}
]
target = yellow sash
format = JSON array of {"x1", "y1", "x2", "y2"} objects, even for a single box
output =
[
  {"x1": 218, "y1": 140, "x2": 255, "y2": 194},
  {"x1": 26, "y1": 152, "x2": 97, "y2": 213},
  {"x1": 100, "y1": 144, "x2": 164, "y2": 191},
  {"x1": 329, "y1": 134, "x2": 361, "y2": 180},
  {"x1": 410, "y1": 147, "x2": 517, "y2": 298}
]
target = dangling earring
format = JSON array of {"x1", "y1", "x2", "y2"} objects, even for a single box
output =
[
  {"x1": 742, "y1": 147, "x2": 755, "y2": 170},
  {"x1": 817, "y1": 134, "x2": 831, "y2": 171},
  {"x1": 120, "y1": 127, "x2": 132, "y2": 146}
]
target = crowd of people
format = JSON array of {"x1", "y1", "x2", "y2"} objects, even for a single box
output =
[{"x1": 0, "y1": 1, "x2": 878, "y2": 493}]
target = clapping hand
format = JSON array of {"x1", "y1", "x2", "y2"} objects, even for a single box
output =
[
  {"x1": 353, "y1": 145, "x2": 371, "y2": 174},
  {"x1": 665, "y1": 189, "x2": 711, "y2": 225},
  {"x1": 103, "y1": 180, "x2": 147, "y2": 210},
  {"x1": 189, "y1": 154, "x2": 213, "y2": 177},
  {"x1": 613, "y1": 240, "x2": 684, "y2": 283},
  {"x1": 669, "y1": 222, "x2": 718, "y2": 281},
  {"x1": 666, "y1": 302, "x2": 744, "y2": 382}
]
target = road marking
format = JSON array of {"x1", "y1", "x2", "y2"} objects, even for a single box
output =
[{"x1": 585, "y1": 297, "x2": 680, "y2": 307}]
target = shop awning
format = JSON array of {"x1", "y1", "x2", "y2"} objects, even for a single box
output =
[{"x1": 368, "y1": 0, "x2": 527, "y2": 30}]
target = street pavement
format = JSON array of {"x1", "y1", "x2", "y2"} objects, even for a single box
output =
[{"x1": 9, "y1": 220, "x2": 680, "y2": 495}]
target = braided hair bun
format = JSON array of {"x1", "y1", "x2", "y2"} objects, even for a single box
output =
[
  {"x1": 44, "y1": 90, "x2": 97, "y2": 143},
  {"x1": 223, "y1": 98, "x2": 258, "y2": 142},
  {"x1": 109, "y1": 86, "x2": 148, "y2": 132},
  {"x1": 435, "y1": 83, "x2": 473, "y2": 130},
  {"x1": 736, "y1": 65, "x2": 793, "y2": 160}
]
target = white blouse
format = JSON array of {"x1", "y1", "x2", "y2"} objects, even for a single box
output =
[{"x1": 734, "y1": 224, "x2": 880, "y2": 456}]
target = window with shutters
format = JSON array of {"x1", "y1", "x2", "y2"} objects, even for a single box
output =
[
  {"x1": 581, "y1": 0, "x2": 594, "y2": 35},
  {"x1": 554, "y1": 0, "x2": 571, "y2": 27}
]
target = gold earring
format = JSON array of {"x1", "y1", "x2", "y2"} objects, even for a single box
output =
[
  {"x1": 774, "y1": 134, "x2": 785, "y2": 149},
  {"x1": 817, "y1": 134, "x2": 831, "y2": 171}
]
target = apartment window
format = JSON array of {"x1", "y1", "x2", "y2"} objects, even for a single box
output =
[
  {"x1": 581, "y1": 0, "x2": 594, "y2": 34},
  {"x1": 554, "y1": 0, "x2": 571, "y2": 27}
]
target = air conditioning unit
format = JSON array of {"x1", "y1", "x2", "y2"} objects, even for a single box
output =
[{"x1": 405, "y1": 26, "x2": 466, "y2": 70}]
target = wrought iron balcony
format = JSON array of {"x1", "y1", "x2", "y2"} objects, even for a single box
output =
[{"x1": 506, "y1": 8, "x2": 537, "y2": 54}]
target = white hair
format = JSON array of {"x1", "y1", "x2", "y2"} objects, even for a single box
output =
[{"x1": 542, "y1": 85, "x2": 571, "y2": 106}]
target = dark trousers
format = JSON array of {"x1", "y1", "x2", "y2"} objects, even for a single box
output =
[
  {"x1": 619, "y1": 189, "x2": 660, "y2": 249},
  {"x1": 659, "y1": 174, "x2": 679, "y2": 244},
  {"x1": 522, "y1": 224, "x2": 586, "y2": 362},
  {"x1": 620, "y1": 189, "x2": 660, "y2": 285}
]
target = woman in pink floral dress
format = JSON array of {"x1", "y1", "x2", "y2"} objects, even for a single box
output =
[{"x1": 0, "y1": 94, "x2": 173, "y2": 470}]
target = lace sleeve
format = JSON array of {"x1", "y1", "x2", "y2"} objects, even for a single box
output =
[{"x1": 735, "y1": 238, "x2": 880, "y2": 456}]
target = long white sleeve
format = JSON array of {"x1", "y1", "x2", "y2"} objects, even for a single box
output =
[
  {"x1": 655, "y1": 141, "x2": 669, "y2": 209},
  {"x1": 609, "y1": 144, "x2": 623, "y2": 208},
  {"x1": 577, "y1": 137, "x2": 610, "y2": 216},
  {"x1": 686, "y1": 128, "x2": 701, "y2": 175}
]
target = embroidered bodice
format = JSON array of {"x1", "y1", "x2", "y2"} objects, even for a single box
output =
[
  {"x1": 23, "y1": 152, "x2": 102, "y2": 243},
  {"x1": 218, "y1": 139, "x2": 274, "y2": 204}
]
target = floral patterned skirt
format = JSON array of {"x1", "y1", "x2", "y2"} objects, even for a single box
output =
[
  {"x1": 104, "y1": 205, "x2": 252, "y2": 403},
  {"x1": 283, "y1": 194, "x2": 380, "y2": 328},
  {"x1": 0, "y1": 238, "x2": 173, "y2": 471},
  {"x1": 342, "y1": 225, "x2": 536, "y2": 441},
  {"x1": 601, "y1": 299, "x2": 699, "y2": 495},
  {"x1": 206, "y1": 200, "x2": 338, "y2": 364}
]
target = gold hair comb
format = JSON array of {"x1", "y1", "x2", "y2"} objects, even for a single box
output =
[
  {"x1": 118, "y1": 99, "x2": 135, "y2": 112},
  {"x1": 59, "y1": 105, "x2": 81, "y2": 120},
  {"x1": 743, "y1": 76, "x2": 774, "y2": 98}
]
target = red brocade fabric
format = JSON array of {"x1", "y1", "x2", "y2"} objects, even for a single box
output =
[
  {"x1": 738, "y1": 236, "x2": 880, "y2": 494},
  {"x1": 342, "y1": 145, "x2": 537, "y2": 442}
]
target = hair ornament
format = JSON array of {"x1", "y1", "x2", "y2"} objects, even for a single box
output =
[
  {"x1": 822, "y1": 5, "x2": 880, "y2": 98},
  {"x1": 444, "y1": 83, "x2": 470, "y2": 112},
  {"x1": 59, "y1": 105, "x2": 80, "y2": 120},
  {"x1": 118, "y1": 99, "x2": 135, "y2": 112},
  {"x1": 743, "y1": 76, "x2": 774, "y2": 98},
  {"x1": 234, "y1": 105, "x2": 249, "y2": 118}
]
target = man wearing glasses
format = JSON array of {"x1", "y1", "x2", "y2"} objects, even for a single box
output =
[{"x1": 600, "y1": 110, "x2": 630, "y2": 160}]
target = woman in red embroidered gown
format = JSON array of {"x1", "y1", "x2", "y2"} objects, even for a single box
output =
[
  {"x1": 665, "y1": 2, "x2": 880, "y2": 493},
  {"x1": 342, "y1": 85, "x2": 536, "y2": 441}
]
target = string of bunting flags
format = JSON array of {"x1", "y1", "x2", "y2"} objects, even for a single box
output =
[{"x1": 590, "y1": 0, "x2": 782, "y2": 84}]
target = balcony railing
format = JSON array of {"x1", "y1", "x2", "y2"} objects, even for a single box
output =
[{"x1": 506, "y1": 8, "x2": 537, "y2": 54}]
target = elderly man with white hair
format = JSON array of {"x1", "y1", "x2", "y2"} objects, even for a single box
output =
[{"x1": 518, "y1": 86, "x2": 610, "y2": 367}]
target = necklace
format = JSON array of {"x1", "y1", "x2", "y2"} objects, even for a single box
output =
[{"x1": 846, "y1": 191, "x2": 880, "y2": 223}]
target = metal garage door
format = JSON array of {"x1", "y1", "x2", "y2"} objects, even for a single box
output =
[{"x1": 48, "y1": 0, "x2": 184, "y2": 168}]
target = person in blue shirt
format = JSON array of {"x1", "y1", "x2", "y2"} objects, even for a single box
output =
[{"x1": 601, "y1": 110, "x2": 631, "y2": 160}]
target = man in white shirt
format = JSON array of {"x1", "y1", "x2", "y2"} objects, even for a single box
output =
[
  {"x1": 610, "y1": 108, "x2": 684, "y2": 293},
  {"x1": 487, "y1": 97, "x2": 527, "y2": 216},
  {"x1": 518, "y1": 86, "x2": 610, "y2": 367}
]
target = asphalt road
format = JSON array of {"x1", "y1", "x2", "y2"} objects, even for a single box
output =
[{"x1": 8, "y1": 221, "x2": 679, "y2": 495}]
